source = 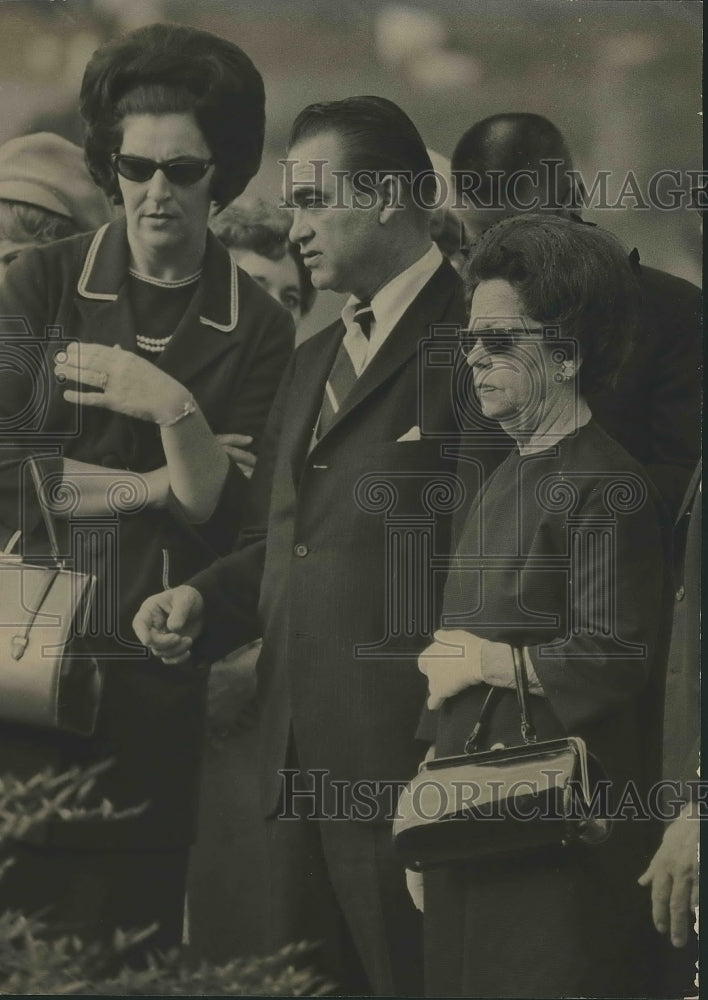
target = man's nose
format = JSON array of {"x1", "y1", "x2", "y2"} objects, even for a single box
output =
[{"x1": 289, "y1": 208, "x2": 312, "y2": 244}]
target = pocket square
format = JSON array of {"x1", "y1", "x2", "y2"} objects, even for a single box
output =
[{"x1": 397, "y1": 425, "x2": 421, "y2": 442}]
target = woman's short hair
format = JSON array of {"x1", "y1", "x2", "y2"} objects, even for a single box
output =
[
  {"x1": 211, "y1": 199, "x2": 316, "y2": 316},
  {"x1": 465, "y1": 215, "x2": 639, "y2": 393},
  {"x1": 288, "y1": 96, "x2": 437, "y2": 210},
  {"x1": 80, "y1": 22, "x2": 265, "y2": 209}
]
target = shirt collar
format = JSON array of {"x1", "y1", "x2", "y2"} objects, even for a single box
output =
[
  {"x1": 76, "y1": 217, "x2": 239, "y2": 332},
  {"x1": 340, "y1": 243, "x2": 443, "y2": 337}
]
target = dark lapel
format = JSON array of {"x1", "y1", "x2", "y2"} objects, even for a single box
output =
[
  {"x1": 73, "y1": 220, "x2": 242, "y2": 386},
  {"x1": 312, "y1": 259, "x2": 460, "y2": 448},
  {"x1": 286, "y1": 322, "x2": 344, "y2": 478}
]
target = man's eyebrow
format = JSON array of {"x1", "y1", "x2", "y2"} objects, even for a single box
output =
[{"x1": 290, "y1": 185, "x2": 321, "y2": 206}]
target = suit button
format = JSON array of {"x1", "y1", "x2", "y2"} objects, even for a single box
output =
[
  {"x1": 676, "y1": 585, "x2": 686, "y2": 601},
  {"x1": 294, "y1": 543, "x2": 309, "y2": 558}
]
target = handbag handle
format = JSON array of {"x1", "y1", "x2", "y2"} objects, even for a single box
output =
[
  {"x1": 27, "y1": 456, "x2": 64, "y2": 567},
  {"x1": 464, "y1": 645, "x2": 537, "y2": 753}
]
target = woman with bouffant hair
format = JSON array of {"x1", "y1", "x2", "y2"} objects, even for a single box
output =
[
  {"x1": 412, "y1": 216, "x2": 672, "y2": 998},
  {"x1": 80, "y1": 22, "x2": 265, "y2": 210},
  {"x1": 0, "y1": 22, "x2": 293, "y2": 953}
]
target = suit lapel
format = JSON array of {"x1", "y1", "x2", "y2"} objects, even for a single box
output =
[
  {"x1": 286, "y1": 323, "x2": 344, "y2": 478},
  {"x1": 313, "y1": 259, "x2": 460, "y2": 446}
]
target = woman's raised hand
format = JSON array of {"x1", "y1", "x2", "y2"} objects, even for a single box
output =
[{"x1": 55, "y1": 342, "x2": 189, "y2": 425}]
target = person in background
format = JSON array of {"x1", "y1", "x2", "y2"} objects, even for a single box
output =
[
  {"x1": 450, "y1": 112, "x2": 701, "y2": 518},
  {"x1": 188, "y1": 196, "x2": 315, "y2": 961},
  {"x1": 638, "y1": 461, "x2": 700, "y2": 996},
  {"x1": 0, "y1": 22, "x2": 293, "y2": 954},
  {"x1": 0, "y1": 131, "x2": 114, "y2": 278},
  {"x1": 413, "y1": 214, "x2": 672, "y2": 999},
  {"x1": 211, "y1": 196, "x2": 315, "y2": 326},
  {"x1": 134, "y1": 95, "x2": 471, "y2": 995}
]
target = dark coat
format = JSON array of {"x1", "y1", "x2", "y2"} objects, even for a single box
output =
[
  {"x1": 420, "y1": 420, "x2": 674, "y2": 998},
  {"x1": 190, "y1": 258, "x2": 473, "y2": 818},
  {"x1": 0, "y1": 219, "x2": 294, "y2": 848},
  {"x1": 586, "y1": 259, "x2": 701, "y2": 519}
]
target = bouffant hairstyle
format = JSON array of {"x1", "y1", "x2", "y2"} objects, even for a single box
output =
[
  {"x1": 465, "y1": 215, "x2": 639, "y2": 394},
  {"x1": 80, "y1": 23, "x2": 265, "y2": 209},
  {"x1": 211, "y1": 198, "x2": 316, "y2": 316},
  {"x1": 288, "y1": 96, "x2": 438, "y2": 211}
]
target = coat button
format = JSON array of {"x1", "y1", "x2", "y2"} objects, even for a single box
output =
[
  {"x1": 294, "y1": 543, "x2": 309, "y2": 557},
  {"x1": 676, "y1": 585, "x2": 686, "y2": 601}
]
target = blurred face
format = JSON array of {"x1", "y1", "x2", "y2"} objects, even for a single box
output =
[
  {"x1": 233, "y1": 249, "x2": 303, "y2": 324},
  {"x1": 117, "y1": 112, "x2": 214, "y2": 266},
  {"x1": 465, "y1": 279, "x2": 557, "y2": 432},
  {"x1": 285, "y1": 131, "x2": 384, "y2": 298},
  {"x1": 0, "y1": 240, "x2": 35, "y2": 281}
]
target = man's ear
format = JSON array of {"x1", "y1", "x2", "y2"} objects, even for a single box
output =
[{"x1": 378, "y1": 173, "x2": 405, "y2": 224}]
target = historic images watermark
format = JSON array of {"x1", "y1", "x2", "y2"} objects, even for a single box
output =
[
  {"x1": 277, "y1": 768, "x2": 707, "y2": 824},
  {"x1": 280, "y1": 157, "x2": 707, "y2": 214}
]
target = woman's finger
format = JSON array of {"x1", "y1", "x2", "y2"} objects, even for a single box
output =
[
  {"x1": 63, "y1": 388, "x2": 109, "y2": 408},
  {"x1": 56, "y1": 362, "x2": 108, "y2": 389},
  {"x1": 217, "y1": 433, "x2": 253, "y2": 446}
]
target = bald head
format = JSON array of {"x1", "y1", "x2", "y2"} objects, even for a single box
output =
[{"x1": 451, "y1": 113, "x2": 580, "y2": 240}]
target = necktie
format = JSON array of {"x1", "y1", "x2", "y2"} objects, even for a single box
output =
[{"x1": 315, "y1": 300, "x2": 374, "y2": 440}]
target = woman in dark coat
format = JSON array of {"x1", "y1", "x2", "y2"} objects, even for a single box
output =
[
  {"x1": 413, "y1": 215, "x2": 672, "y2": 998},
  {"x1": 0, "y1": 23, "x2": 293, "y2": 951}
]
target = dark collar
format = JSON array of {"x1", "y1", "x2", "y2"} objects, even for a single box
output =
[{"x1": 76, "y1": 217, "x2": 239, "y2": 332}]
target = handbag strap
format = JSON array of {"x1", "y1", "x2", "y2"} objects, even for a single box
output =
[
  {"x1": 512, "y1": 646, "x2": 537, "y2": 744},
  {"x1": 27, "y1": 456, "x2": 63, "y2": 566},
  {"x1": 463, "y1": 645, "x2": 538, "y2": 753}
]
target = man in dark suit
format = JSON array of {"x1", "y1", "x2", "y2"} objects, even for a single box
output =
[
  {"x1": 134, "y1": 97, "x2": 471, "y2": 995},
  {"x1": 449, "y1": 113, "x2": 701, "y2": 517}
]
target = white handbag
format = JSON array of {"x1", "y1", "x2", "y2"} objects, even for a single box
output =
[{"x1": 0, "y1": 458, "x2": 102, "y2": 736}]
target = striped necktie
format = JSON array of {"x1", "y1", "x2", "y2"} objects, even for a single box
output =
[{"x1": 316, "y1": 299, "x2": 374, "y2": 440}]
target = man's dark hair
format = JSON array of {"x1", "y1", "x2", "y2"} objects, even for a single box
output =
[
  {"x1": 288, "y1": 96, "x2": 437, "y2": 209},
  {"x1": 452, "y1": 113, "x2": 580, "y2": 212},
  {"x1": 465, "y1": 214, "x2": 639, "y2": 394},
  {"x1": 80, "y1": 22, "x2": 265, "y2": 209}
]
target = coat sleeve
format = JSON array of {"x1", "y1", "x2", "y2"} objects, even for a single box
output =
[
  {"x1": 0, "y1": 248, "x2": 61, "y2": 546},
  {"x1": 528, "y1": 482, "x2": 670, "y2": 732},
  {"x1": 637, "y1": 268, "x2": 701, "y2": 517},
  {"x1": 157, "y1": 294, "x2": 295, "y2": 556},
  {"x1": 187, "y1": 349, "x2": 297, "y2": 661}
]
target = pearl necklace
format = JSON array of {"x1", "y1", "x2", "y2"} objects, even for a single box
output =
[{"x1": 136, "y1": 333, "x2": 173, "y2": 353}]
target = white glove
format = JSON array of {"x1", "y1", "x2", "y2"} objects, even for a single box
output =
[{"x1": 418, "y1": 629, "x2": 485, "y2": 709}]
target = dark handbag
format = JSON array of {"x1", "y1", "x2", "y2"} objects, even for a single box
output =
[
  {"x1": 0, "y1": 458, "x2": 102, "y2": 736},
  {"x1": 393, "y1": 647, "x2": 612, "y2": 870}
]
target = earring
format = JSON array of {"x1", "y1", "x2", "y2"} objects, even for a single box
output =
[{"x1": 559, "y1": 360, "x2": 575, "y2": 381}]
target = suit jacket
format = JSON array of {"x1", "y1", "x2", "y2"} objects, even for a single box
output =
[
  {"x1": 587, "y1": 260, "x2": 701, "y2": 518},
  {"x1": 191, "y1": 258, "x2": 474, "y2": 817},
  {"x1": 662, "y1": 461, "x2": 701, "y2": 798},
  {"x1": 0, "y1": 219, "x2": 295, "y2": 847}
]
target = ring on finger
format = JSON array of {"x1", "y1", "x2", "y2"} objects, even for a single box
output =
[{"x1": 98, "y1": 371, "x2": 108, "y2": 390}]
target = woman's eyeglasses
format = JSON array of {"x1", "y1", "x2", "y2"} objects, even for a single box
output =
[
  {"x1": 460, "y1": 327, "x2": 543, "y2": 358},
  {"x1": 111, "y1": 153, "x2": 213, "y2": 187}
]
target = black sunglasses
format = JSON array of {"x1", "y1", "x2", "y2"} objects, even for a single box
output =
[
  {"x1": 111, "y1": 153, "x2": 213, "y2": 187},
  {"x1": 460, "y1": 327, "x2": 544, "y2": 358}
]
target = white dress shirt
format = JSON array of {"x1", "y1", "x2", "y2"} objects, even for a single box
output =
[{"x1": 339, "y1": 243, "x2": 443, "y2": 376}]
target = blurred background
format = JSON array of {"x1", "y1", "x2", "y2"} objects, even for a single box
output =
[{"x1": 0, "y1": 0, "x2": 701, "y2": 340}]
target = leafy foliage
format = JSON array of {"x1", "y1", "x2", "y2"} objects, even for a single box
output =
[{"x1": 0, "y1": 764, "x2": 331, "y2": 996}]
